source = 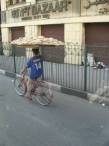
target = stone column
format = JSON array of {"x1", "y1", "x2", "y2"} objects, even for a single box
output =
[
  {"x1": 25, "y1": 25, "x2": 41, "y2": 57},
  {"x1": 1, "y1": 27, "x2": 12, "y2": 56},
  {"x1": 64, "y1": 23, "x2": 84, "y2": 64},
  {"x1": 1, "y1": 0, "x2": 6, "y2": 11}
]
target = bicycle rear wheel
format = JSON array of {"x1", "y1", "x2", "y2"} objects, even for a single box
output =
[
  {"x1": 14, "y1": 77, "x2": 26, "y2": 96},
  {"x1": 35, "y1": 85, "x2": 53, "y2": 106}
]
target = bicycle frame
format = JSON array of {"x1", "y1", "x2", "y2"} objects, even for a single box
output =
[
  {"x1": 18, "y1": 73, "x2": 50, "y2": 97},
  {"x1": 14, "y1": 73, "x2": 53, "y2": 105}
]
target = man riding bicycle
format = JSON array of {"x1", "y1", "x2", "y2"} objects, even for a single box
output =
[{"x1": 21, "y1": 48, "x2": 43, "y2": 100}]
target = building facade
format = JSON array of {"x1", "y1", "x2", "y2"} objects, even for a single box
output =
[{"x1": 1, "y1": 0, "x2": 109, "y2": 63}]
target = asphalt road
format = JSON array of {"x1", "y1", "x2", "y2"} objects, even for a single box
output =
[{"x1": 0, "y1": 75, "x2": 109, "y2": 146}]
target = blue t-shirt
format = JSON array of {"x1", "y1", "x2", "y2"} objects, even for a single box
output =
[{"x1": 27, "y1": 56, "x2": 43, "y2": 79}]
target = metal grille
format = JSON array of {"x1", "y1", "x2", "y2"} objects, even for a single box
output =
[{"x1": 0, "y1": 43, "x2": 109, "y2": 96}]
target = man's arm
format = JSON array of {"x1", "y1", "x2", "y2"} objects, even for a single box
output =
[{"x1": 21, "y1": 58, "x2": 31, "y2": 74}]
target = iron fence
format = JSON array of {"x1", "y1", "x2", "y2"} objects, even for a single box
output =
[{"x1": 0, "y1": 43, "x2": 109, "y2": 96}]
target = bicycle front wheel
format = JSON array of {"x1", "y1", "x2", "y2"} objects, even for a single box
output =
[{"x1": 14, "y1": 77, "x2": 26, "y2": 96}]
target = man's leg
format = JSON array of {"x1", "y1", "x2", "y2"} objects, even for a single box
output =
[{"x1": 25, "y1": 78, "x2": 33, "y2": 100}]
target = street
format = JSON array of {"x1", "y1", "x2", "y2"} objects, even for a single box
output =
[{"x1": 0, "y1": 75, "x2": 109, "y2": 146}]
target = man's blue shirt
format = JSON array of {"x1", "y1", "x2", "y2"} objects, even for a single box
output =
[{"x1": 27, "y1": 56, "x2": 43, "y2": 79}]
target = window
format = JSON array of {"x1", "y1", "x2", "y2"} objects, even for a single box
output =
[
  {"x1": 7, "y1": 0, "x2": 26, "y2": 6},
  {"x1": 8, "y1": 0, "x2": 13, "y2": 5},
  {"x1": 16, "y1": 0, "x2": 19, "y2": 4}
]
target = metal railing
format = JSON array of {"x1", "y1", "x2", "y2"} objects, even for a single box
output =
[{"x1": 0, "y1": 43, "x2": 109, "y2": 95}]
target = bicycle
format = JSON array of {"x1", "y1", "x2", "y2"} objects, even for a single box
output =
[{"x1": 13, "y1": 73, "x2": 53, "y2": 106}]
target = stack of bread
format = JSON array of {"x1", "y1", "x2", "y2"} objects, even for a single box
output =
[{"x1": 11, "y1": 36, "x2": 64, "y2": 46}]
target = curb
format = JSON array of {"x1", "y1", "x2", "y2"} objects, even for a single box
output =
[
  {"x1": 0, "y1": 69, "x2": 87, "y2": 99},
  {"x1": 0, "y1": 69, "x2": 61, "y2": 92},
  {"x1": 0, "y1": 69, "x2": 6, "y2": 75}
]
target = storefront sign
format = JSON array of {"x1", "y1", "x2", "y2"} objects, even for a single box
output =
[
  {"x1": 12, "y1": 0, "x2": 69, "y2": 20},
  {"x1": 84, "y1": 0, "x2": 109, "y2": 9}
]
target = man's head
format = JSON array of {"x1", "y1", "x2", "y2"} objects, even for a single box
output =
[{"x1": 32, "y1": 48, "x2": 39, "y2": 56}]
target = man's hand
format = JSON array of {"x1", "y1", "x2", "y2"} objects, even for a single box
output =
[{"x1": 20, "y1": 67, "x2": 27, "y2": 75}]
